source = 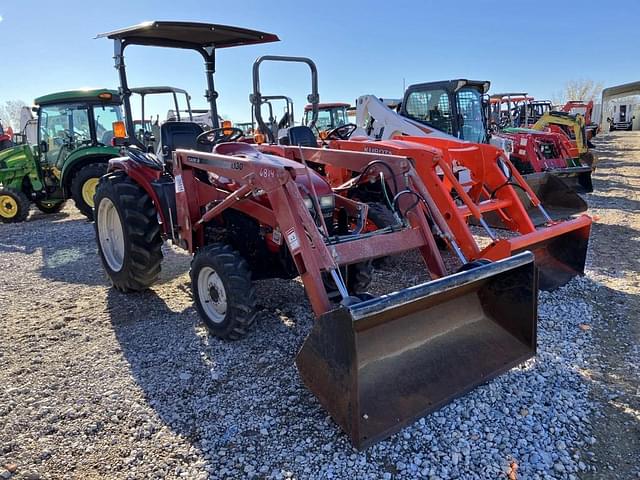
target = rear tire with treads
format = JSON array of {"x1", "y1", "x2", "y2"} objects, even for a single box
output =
[{"x1": 94, "y1": 171, "x2": 163, "y2": 292}]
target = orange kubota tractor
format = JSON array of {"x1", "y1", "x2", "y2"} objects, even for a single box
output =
[
  {"x1": 94, "y1": 22, "x2": 538, "y2": 450},
  {"x1": 250, "y1": 56, "x2": 592, "y2": 291}
]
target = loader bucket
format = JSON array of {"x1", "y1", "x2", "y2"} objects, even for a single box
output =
[
  {"x1": 297, "y1": 252, "x2": 537, "y2": 449},
  {"x1": 519, "y1": 172, "x2": 589, "y2": 225},
  {"x1": 508, "y1": 215, "x2": 591, "y2": 291}
]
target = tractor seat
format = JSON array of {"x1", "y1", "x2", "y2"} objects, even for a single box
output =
[
  {"x1": 286, "y1": 126, "x2": 317, "y2": 147},
  {"x1": 160, "y1": 121, "x2": 205, "y2": 156}
]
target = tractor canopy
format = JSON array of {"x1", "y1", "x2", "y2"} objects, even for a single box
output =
[
  {"x1": 34, "y1": 89, "x2": 121, "y2": 106},
  {"x1": 98, "y1": 21, "x2": 279, "y2": 137},
  {"x1": 96, "y1": 21, "x2": 279, "y2": 49}
]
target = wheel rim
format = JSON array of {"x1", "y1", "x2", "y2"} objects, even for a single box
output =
[
  {"x1": 97, "y1": 197, "x2": 125, "y2": 272},
  {"x1": 0, "y1": 195, "x2": 18, "y2": 218},
  {"x1": 82, "y1": 178, "x2": 100, "y2": 207},
  {"x1": 197, "y1": 266, "x2": 227, "y2": 324}
]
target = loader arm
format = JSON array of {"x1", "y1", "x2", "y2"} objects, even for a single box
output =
[{"x1": 172, "y1": 143, "x2": 453, "y2": 315}]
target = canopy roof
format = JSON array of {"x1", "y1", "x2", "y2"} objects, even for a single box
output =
[{"x1": 97, "y1": 21, "x2": 279, "y2": 49}]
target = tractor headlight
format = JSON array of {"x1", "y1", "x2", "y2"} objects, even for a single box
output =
[
  {"x1": 303, "y1": 195, "x2": 335, "y2": 211},
  {"x1": 303, "y1": 197, "x2": 313, "y2": 210},
  {"x1": 318, "y1": 195, "x2": 335, "y2": 210}
]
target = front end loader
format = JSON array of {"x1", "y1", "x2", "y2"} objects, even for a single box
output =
[
  {"x1": 249, "y1": 57, "x2": 591, "y2": 291},
  {"x1": 94, "y1": 21, "x2": 538, "y2": 449}
]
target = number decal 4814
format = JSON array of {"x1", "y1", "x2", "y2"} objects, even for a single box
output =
[{"x1": 259, "y1": 168, "x2": 276, "y2": 178}]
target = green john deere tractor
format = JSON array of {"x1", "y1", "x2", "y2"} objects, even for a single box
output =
[{"x1": 0, "y1": 89, "x2": 122, "y2": 223}]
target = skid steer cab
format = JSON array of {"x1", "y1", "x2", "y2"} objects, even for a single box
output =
[{"x1": 93, "y1": 21, "x2": 538, "y2": 449}]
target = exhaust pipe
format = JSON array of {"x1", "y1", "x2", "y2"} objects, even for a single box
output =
[{"x1": 296, "y1": 252, "x2": 537, "y2": 449}]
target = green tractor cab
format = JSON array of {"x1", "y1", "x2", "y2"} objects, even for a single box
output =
[{"x1": 0, "y1": 89, "x2": 122, "y2": 223}]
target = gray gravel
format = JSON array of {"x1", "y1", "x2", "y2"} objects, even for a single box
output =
[{"x1": 1, "y1": 133, "x2": 638, "y2": 479}]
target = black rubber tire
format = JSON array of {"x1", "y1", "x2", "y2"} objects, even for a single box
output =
[
  {"x1": 94, "y1": 171, "x2": 163, "y2": 292},
  {"x1": 35, "y1": 200, "x2": 65, "y2": 214},
  {"x1": 70, "y1": 162, "x2": 108, "y2": 220},
  {"x1": 323, "y1": 261, "x2": 373, "y2": 299},
  {"x1": 367, "y1": 202, "x2": 397, "y2": 228},
  {"x1": 367, "y1": 202, "x2": 399, "y2": 268},
  {"x1": 0, "y1": 187, "x2": 30, "y2": 223},
  {"x1": 190, "y1": 243, "x2": 257, "y2": 340}
]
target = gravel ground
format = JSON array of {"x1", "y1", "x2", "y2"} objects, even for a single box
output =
[{"x1": 1, "y1": 132, "x2": 638, "y2": 479}]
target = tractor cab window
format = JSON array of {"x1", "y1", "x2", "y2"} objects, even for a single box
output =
[
  {"x1": 404, "y1": 89, "x2": 453, "y2": 134},
  {"x1": 457, "y1": 88, "x2": 486, "y2": 143},
  {"x1": 332, "y1": 107, "x2": 348, "y2": 128},
  {"x1": 315, "y1": 110, "x2": 333, "y2": 131},
  {"x1": 39, "y1": 103, "x2": 91, "y2": 168},
  {"x1": 93, "y1": 104, "x2": 122, "y2": 146}
]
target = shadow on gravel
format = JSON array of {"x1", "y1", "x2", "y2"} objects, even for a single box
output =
[
  {"x1": 0, "y1": 216, "x2": 110, "y2": 286},
  {"x1": 587, "y1": 222, "x2": 640, "y2": 279},
  {"x1": 105, "y1": 287, "x2": 210, "y2": 441},
  {"x1": 104, "y1": 275, "x2": 322, "y2": 460},
  {"x1": 585, "y1": 193, "x2": 640, "y2": 212},
  {"x1": 581, "y1": 282, "x2": 640, "y2": 479}
]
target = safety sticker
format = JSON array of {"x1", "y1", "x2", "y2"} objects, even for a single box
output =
[
  {"x1": 518, "y1": 149, "x2": 527, "y2": 156},
  {"x1": 286, "y1": 228, "x2": 300, "y2": 252},
  {"x1": 520, "y1": 138, "x2": 528, "y2": 146},
  {"x1": 175, "y1": 175, "x2": 185, "y2": 193},
  {"x1": 272, "y1": 227, "x2": 282, "y2": 245}
]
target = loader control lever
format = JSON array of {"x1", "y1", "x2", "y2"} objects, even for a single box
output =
[{"x1": 197, "y1": 127, "x2": 245, "y2": 146}]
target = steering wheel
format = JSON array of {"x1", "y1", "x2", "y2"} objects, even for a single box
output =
[
  {"x1": 325, "y1": 123, "x2": 357, "y2": 140},
  {"x1": 197, "y1": 127, "x2": 244, "y2": 146}
]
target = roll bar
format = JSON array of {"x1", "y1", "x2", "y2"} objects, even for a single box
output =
[{"x1": 250, "y1": 55, "x2": 319, "y2": 142}]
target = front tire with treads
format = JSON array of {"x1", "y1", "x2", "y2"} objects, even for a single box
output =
[
  {"x1": 191, "y1": 243, "x2": 257, "y2": 340},
  {"x1": 94, "y1": 171, "x2": 163, "y2": 292}
]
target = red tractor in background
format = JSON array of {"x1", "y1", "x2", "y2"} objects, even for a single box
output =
[
  {"x1": 302, "y1": 102, "x2": 351, "y2": 134},
  {"x1": 93, "y1": 21, "x2": 538, "y2": 450},
  {"x1": 0, "y1": 120, "x2": 14, "y2": 151},
  {"x1": 490, "y1": 92, "x2": 595, "y2": 192}
]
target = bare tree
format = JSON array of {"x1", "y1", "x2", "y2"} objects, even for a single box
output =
[
  {"x1": 552, "y1": 79, "x2": 603, "y2": 105},
  {"x1": 0, "y1": 100, "x2": 28, "y2": 130}
]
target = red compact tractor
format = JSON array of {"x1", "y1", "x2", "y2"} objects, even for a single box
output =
[
  {"x1": 94, "y1": 22, "x2": 538, "y2": 449},
  {"x1": 486, "y1": 93, "x2": 594, "y2": 192}
]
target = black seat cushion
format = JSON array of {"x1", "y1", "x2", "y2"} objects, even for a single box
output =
[
  {"x1": 160, "y1": 121, "x2": 205, "y2": 154},
  {"x1": 287, "y1": 126, "x2": 317, "y2": 147}
]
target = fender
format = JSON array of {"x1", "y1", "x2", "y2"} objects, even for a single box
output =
[
  {"x1": 60, "y1": 145, "x2": 121, "y2": 190},
  {"x1": 107, "y1": 156, "x2": 171, "y2": 231}
]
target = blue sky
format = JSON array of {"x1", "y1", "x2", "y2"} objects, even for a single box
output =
[{"x1": 0, "y1": 0, "x2": 637, "y2": 122}]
